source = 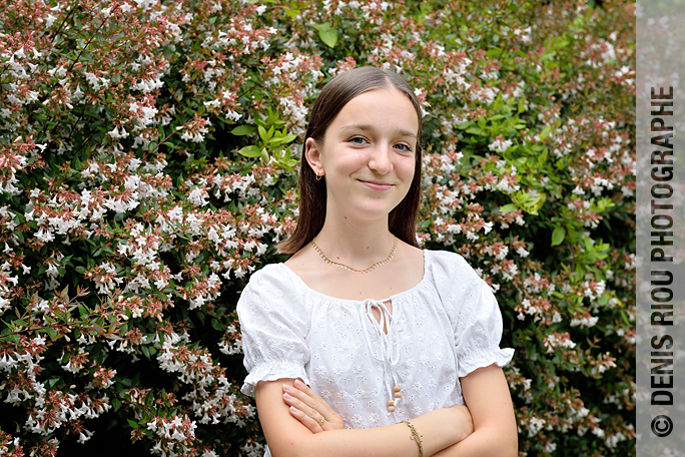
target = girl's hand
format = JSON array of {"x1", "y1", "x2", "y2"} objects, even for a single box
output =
[{"x1": 282, "y1": 379, "x2": 345, "y2": 433}]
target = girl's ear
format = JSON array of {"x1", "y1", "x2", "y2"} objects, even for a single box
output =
[{"x1": 304, "y1": 137, "x2": 325, "y2": 177}]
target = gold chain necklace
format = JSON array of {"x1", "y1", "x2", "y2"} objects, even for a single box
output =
[{"x1": 311, "y1": 236, "x2": 398, "y2": 274}]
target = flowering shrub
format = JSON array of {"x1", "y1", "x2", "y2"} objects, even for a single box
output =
[{"x1": 0, "y1": 0, "x2": 634, "y2": 456}]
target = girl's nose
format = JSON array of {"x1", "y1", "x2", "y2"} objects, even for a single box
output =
[{"x1": 368, "y1": 143, "x2": 393, "y2": 174}]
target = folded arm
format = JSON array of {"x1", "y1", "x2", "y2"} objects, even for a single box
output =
[
  {"x1": 255, "y1": 378, "x2": 471, "y2": 457},
  {"x1": 432, "y1": 364, "x2": 518, "y2": 457}
]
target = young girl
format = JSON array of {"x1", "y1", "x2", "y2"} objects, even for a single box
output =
[{"x1": 237, "y1": 67, "x2": 517, "y2": 457}]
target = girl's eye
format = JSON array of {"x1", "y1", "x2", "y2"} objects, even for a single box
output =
[
  {"x1": 395, "y1": 143, "x2": 412, "y2": 153},
  {"x1": 349, "y1": 136, "x2": 366, "y2": 145}
]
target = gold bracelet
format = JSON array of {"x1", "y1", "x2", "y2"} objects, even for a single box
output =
[{"x1": 400, "y1": 420, "x2": 424, "y2": 457}]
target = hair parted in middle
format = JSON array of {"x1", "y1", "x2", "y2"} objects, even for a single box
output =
[{"x1": 278, "y1": 66, "x2": 424, "y2": 254}]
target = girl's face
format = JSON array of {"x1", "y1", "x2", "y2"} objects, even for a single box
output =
[{"x1": 305, "y1": 88, "x2": 419, "y2": 223}]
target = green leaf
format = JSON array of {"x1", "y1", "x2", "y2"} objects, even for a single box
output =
[
  {"x1": 211, "y1": 318, "x2": 223, "y2": 331},
  {"x1": 539, "y1": 125, "x2": 552, "y2": 140},
  {"x1": 285, "y1": 8, "x2": 300, "y2": 18},
  {"x1": 319, "y1": 27, "x2": 338, "y2": 48},
  {"x1": 551, "y1": 226, "x2": 566, "y2": 246},
  {"x1": 127, "y1": 419, "x2": 138, "y2": 428},
  {"x1": 621, "y1": 310, "x2": 631, "y2": 327},
  {"x1": 486, "y1": 47, "x2": 503, "y2": 57},
  {"x1": 258, "y1": 125, "x2": 268, "y2": 142},
  {"x1": 46, "y1": 327, "x2": 58, "y2": 340},
  {"x1": 231, "y1": 125, "x2": 256, "y2": 136},
  {"x1": 499, "y1": 204, "x2": 518, "y2": 214},
  {"x1": 312, "y1": 22, "x2": 331, "y2": 32},
  {"x1": 238, "y1": 145, "x2": 262, "y2": 157},
  {"x1": 112, "y1": 398, "x2": 122, "y2": 411},
  {"x1": 269, "y1": 134, "x2": 297, "y2": 146},
  {"x1": 530, "y1": 192, "x2": 546, "y2": 215},
  {"x1": 465, "y1": 127, "x2": 487, "y2": 136},
  {"x1": 518, "y1": 98, "x2": 527, "y2": 113}
]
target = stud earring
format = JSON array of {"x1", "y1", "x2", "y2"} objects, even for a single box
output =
[{"x1": 315, "y1": 174, "x2": 323, "y2": 181}]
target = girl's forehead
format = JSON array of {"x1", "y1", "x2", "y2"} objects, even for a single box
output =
[{"x1": 330, "y1": 88, "x2": 419, "y2": 131}]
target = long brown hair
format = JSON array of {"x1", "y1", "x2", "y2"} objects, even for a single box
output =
[{"x1": 278, "y1": 66, "x2": 424, "y2": 254}]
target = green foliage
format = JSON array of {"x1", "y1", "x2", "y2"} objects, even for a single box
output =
[{"x1": 0, "y1": 0, "x2": 634, "y2": 456}]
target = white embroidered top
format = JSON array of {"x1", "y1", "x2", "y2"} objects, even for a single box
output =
[{"x1": 238, "y1": 250, "x2": 514, "y2": 455}]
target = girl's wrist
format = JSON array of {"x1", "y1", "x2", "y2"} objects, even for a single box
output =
[{"x1": 409, "y1": 408, "x2": 464, "y2": 454}]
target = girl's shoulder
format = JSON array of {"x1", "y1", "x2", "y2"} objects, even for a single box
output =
[
  {"x1": 238, "y1": 262, "x2": 304, "y2": 309},
  {"x1": 424, "y1": 249, "x2": 480, "y2": 280},
  {"x1": 247, "y1": 261, "x2": 287, "y2": 280},
  {"x1": 423, "y1": 249, "x2": 490, "y2": 301}
]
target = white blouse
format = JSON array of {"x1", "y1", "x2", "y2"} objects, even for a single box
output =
[{"x1": 238, "y1": 249, "x2": 514, "y2": 454}]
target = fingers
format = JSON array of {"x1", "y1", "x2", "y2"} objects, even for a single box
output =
[
  {"x1": 283, "y1": 382, "x2": 327, "y2": 419},
  {"x1": 287, "y1": 404, "x2": 323, "y2": 433},
  {"x1": 282, "y1": 380, "x2": 346, "y2": 431},
  {"x1": 293, "y1": 378, "x2": 322, "y2": 400},
  {"x1": 283, "y1": 390, "x2": 324, "y2": 423}
]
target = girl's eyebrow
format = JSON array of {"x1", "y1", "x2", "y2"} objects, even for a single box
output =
[{"x1": 339, "y1": 123, "x2": 417, "y2": 139}]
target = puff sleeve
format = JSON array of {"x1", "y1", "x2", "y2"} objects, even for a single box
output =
[
  {"x1": 454, "y1": 277, "x2": 514, "y2": 377},
  {"x1": 432, "y1": 251, "x2": 515, "y2": 378},
  {"x1": 237, "y1": 265, "x2": 310, "y2": 397}
]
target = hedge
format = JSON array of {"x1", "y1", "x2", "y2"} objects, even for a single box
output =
[{"x1": 0, "y1": 0, "x2": 635, "y2": 456}]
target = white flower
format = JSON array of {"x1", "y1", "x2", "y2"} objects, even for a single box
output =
[
  {"x1": 108, "y1": 126, "x2": 129, "y2": 140},
  {"x1": 0, "y1": 296, "x2": 10, "y2": 312},
  {"x1": 527, "y1": 416, "x2": 545, "y2": 437},
  {"x1": 516, "y1": 246, "x2": 529, "y2": 257},
  {"x1": 85, "y1": 72, "x2": 102, "y2": 90},
  {"x1": 34, "y1": 227, "x2": 55, "y2": 243},
  {"x1": 77, "y1": 430, "x2": 94, "y2": 443},
  {"x1": 570, "y1": 316, "x2": 599, "y2": 328},
  {"x1": 482, "y1": 221, "x2": 494, "y2": 234},
  {"x1": 188, "y1": 188, "x2": 209, "y2": 207},
  {"x1": 45, "y1": 13, "x2": 57, "y2": 27},
  {"x1": 488, "y1": 138, "x2": 513, "y2": 153}
]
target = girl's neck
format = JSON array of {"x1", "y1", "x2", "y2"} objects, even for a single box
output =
[{"x1": 313, "y1": 216, "x2": 395, "y2": 269}]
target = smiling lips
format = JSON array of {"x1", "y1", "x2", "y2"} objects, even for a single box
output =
[{"x1": 358, "y1": 179, "x2": 394, "y2": 191}]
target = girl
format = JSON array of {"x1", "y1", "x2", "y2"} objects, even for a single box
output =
[{"x1": 237, "y1": 66, "x2": 517, "y2": 457}]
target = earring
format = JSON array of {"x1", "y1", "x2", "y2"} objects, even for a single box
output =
[{"x1": 315, "y1": 174, "x2": 323, "y2": 181}]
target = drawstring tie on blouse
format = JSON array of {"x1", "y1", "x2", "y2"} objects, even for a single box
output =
[{"x1": 361, "y1": 299, "x2": 402, "y2": 413}]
